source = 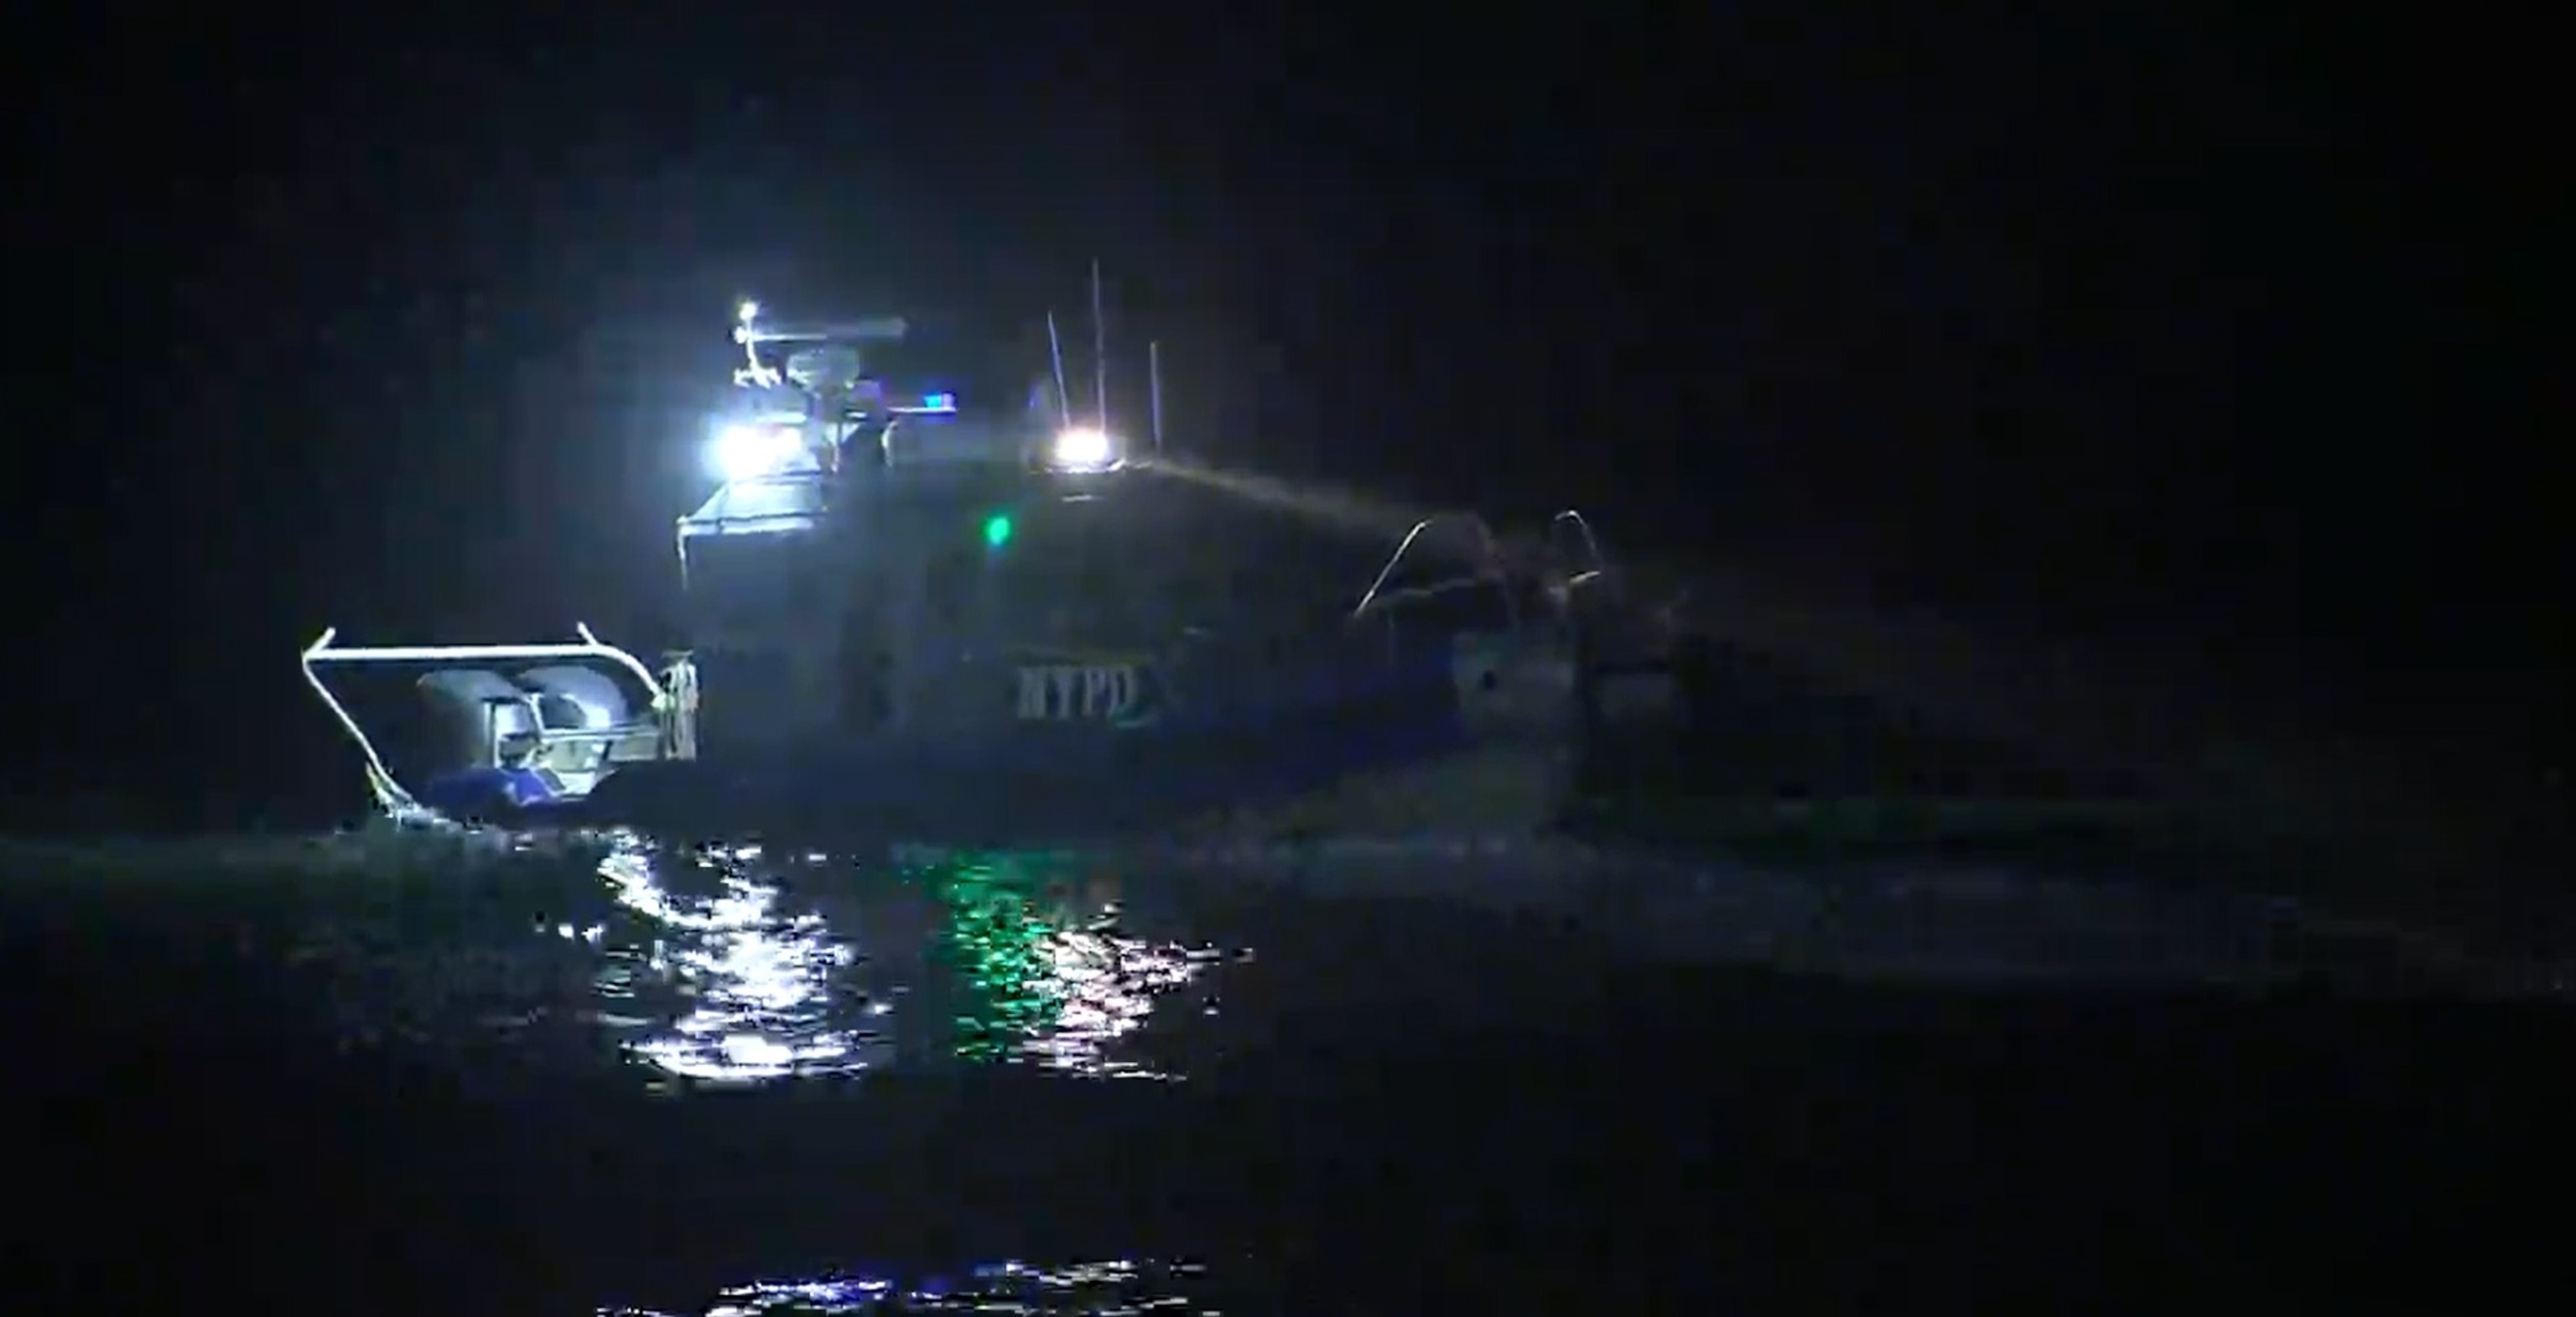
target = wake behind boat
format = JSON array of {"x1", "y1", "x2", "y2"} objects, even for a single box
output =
[{"x1": 300, "y1": 298, "x2": 1683, "y2": 845}]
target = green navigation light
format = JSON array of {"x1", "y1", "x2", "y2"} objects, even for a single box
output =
[{"x1": 981, "y1": 513, "x2": 1015, "y2": 549}]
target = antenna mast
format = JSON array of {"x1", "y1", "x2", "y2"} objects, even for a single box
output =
[
  {"x1": 1044, "y1": 311, "x2": 1073, "y2": 428},
  {"x1": 1089, "y1": 258, "x2": 1109, "y2": 433},
  {"x1": 1148, "y1": 340, "x2": 1164, "y2": 455}
]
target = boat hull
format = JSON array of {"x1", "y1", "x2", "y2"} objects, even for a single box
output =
[{"x1": 437, "y1": 648, "x2": 1580, "y2": 846}]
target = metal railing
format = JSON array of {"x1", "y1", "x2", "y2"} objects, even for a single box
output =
[{"x1": 299, "y1": 624, "x2": 676, "y2": 818}]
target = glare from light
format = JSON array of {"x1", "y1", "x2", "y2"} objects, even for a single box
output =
[
  {"x1": 596, "y1": 835, "x2": 875, "y2": 1085},
  {"x1": 1050, "y1": 426, "x2": 1115, "y2": 471},
  {"x1": 709, "y1": 421, "x2": 803, "y2": 482}
]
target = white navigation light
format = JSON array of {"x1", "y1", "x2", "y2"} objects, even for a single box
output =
[
  {"x1": 737, "y1": 299, "x2": 761, "y2": 325},
  {"x1": 709, "y1": 421, "x2": 803, "y2": 482},
  {"x1": 1050, "y1": 426, "x2": 1115, "y2": 471}
]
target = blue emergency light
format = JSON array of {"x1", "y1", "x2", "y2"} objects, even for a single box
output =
[{"x1": 891, "y1": 390, "x2": 958, "y2": 416}]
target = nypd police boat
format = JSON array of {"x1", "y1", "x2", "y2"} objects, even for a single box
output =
[{"x1": 299, "y1": 301, "x2": 1677, "y2": 846}]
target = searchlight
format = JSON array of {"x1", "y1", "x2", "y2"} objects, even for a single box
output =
[
  {"x1": 1049, "y1": 426, "x2": 1117, "y2": 472},
  {"x1": 709, "y1": 421, "x2": 804, "y2": 482}
]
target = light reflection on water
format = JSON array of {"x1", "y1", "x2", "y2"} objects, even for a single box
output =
[
  {"x1": 280, "y1": 826, "x2": 2568, "y2": 1085},
  {"x1": 600, "y1": 1257, "x2": 1217, "y2": 1316},
  {"x1": 590, "y1": 832, "x2": 1229, "y2": 1085}
]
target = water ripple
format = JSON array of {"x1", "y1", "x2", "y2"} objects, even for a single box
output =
[
  {"x1": 238, "y1": 826, "x2": 2574, "y2": 1086},
  {"x1": 259, "y1": 830, "x2": 1241, "y2": 1085},
  {"x1": 599, "y1": 1257, "x2": 1218, "y2": 1316},
  {"x1": 594, "y1": 835, "x2": 1229, "y2": 1084}
]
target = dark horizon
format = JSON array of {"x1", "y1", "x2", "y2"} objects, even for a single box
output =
[{"x1": 7, "y1": 5, "x2": 2553, "y2": 835}]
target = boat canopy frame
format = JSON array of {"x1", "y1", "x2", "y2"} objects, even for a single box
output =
[{"x1": 299, "y1": 624, "x2": 694, "y2": 819}]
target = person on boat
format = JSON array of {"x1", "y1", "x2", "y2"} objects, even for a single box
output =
[
  {"x1": 417, "y1": 726, "x2": 556, "y2": 816},
  {"x1": 487, "y1": 726, "x2": 558, "y2": 805}
]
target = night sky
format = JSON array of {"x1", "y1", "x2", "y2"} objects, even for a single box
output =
[{"x1": 7, "y1": 5, "x2": 2552, "y2": 830}]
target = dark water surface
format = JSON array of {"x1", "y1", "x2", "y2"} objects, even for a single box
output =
[{"x1": 10, "y1": 830, "x2": 2576, "y2": 1313}]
